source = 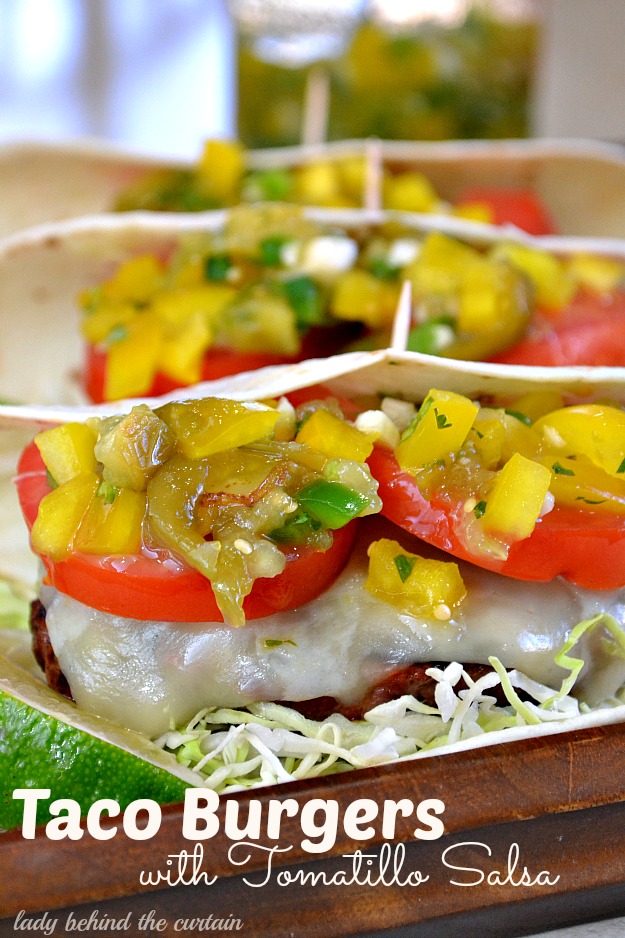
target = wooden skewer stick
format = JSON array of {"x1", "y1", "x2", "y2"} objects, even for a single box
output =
[
  {"x1": 301, "y1": 64, "x2": 330, "y2": 146},
  {"x1": 364, "y1": 137, "x2": 383, "y2": 212},
  {"x1": 390, "y1": 279, "x2": 413, "y2": 351}
]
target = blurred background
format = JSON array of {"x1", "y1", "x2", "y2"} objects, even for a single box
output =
[{"x1": 0, "y1": 0, "x2": 621, "y2": 159}]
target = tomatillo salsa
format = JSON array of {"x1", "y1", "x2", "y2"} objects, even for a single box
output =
[
  {"x1": 17, "y1": 395, "x2": 382, "y2": 627},
  {"x1": 367, "y1": 389, "x2": 625, "y2": 591}
]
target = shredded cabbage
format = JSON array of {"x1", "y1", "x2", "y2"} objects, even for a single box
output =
[{"x1": 155, "y1": 613, "x2": 625, "y2": 792}]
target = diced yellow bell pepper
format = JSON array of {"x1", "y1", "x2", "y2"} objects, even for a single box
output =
[
  {"x1": 507, "y1": 390, "x2": 564, "y2": 423},
  {"x1": 31, "y1": 473, "x2": 100, "y2": 560},
  {"x1": 469, "y1": 418, "x2": 505, "y2": 470},
  {"x1": 567, "y1": 253, "x2": 625, "y2": 293},
  {"x1": 101, "y1": 254, "x2": 164, "y2": 305},
  {"x1": 366, "y1": 538, "x2": 466, "y2": 619},
  {"x1": 396, "y1": 389, "x2": 479, "y2": 471},
  {"x1": 491, "y1": 243, "x2": 576, "y2": 310},
  {"x1": 331, "y1": 269, "x2": 398, "y2": 329},
  {"x1": 457, "y1": 261, "x2": 502, "y2": 333},
  {"x1": 158, "y1": 398, "x2": 280, "y2": 459},
  {"x1": 170, "y1": 256, "x2": 206, "y2": 289},
  {"x1": 534, "y1": 404, "x2": 625, "y2": 478},
  {"x1": 296, "y1": 408, "x2": 374, "y2": 462},
  {"x1": 151, "y1": 284, "x2": 236, "y2": 328},
  {"x1": 474, "y1": 407, "x2": 541, "y2": 463},
  {"x1": 104, "y1": 314, "x2": 163, "y2": 401},
  {"x1": 196, "y1": 139, "x2": 246, "y2": 203},
  {"x1": 158, "y1": 312, "x2": 213, "y2": 386},
  {"x1": 74, "y1": 487, "x2": 146, "y2": 555},
  {"x1": 500, "y1": 412, "x2": 541, "y2": 462},
  {"x1": 34, "y1": 423, "x2": 98, "y2": 485},
  {"x1": 81, "y1": 301, "x2": 137, "y2": 345},
  {"x1": 537, "y1": 453, "x2": 625, "y2": 514},
  {"x1": 382, "y1": 172, "x2": 439, "y2": 213},
  {"x1": 406, "y1": 232, "x2": 477, "y2": 296},
  {"x1": 294, "y1": 162, "x2": 344, "y2": 207},
  {"x1": 452, "y1": 202, "x2": 494, "y2": 225},
  {"x1": 481, "y1": 452, "x2": 552, "y2": 542},
  {"x1": 336, "y1": 156, "x2": 367, "y2": 203}
]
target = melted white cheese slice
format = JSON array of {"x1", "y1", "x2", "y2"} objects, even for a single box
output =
[{"x1": 42, "y1": 519, "x2": 625, "y2": 738}]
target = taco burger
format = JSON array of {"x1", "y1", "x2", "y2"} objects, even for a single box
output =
[{"x1": 9, "y1": 369, "x2": 625, "y2": 783}]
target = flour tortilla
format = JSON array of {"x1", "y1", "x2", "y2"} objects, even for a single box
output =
[
  {"x1": 2, "y1": 204, "x2": 625, "y2": 409},
  {"x1": 2, "y1": 137, "x2": 625, "y2": 238}
]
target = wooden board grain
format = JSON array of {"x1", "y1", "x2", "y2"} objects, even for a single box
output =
[{"x1": 2, "y1": 719, "x2": 625, "y2": 934}]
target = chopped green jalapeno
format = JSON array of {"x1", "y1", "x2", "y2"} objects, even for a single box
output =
[
  {"x1": 281, "y1": 276, "x2": 324, "y2": 329},
  {"x1": 296, "y1": 479, "x2": 369, "y2": 529},
  {"x1": 259, "y1": 235, "x2": 291, "y2": 267},
  {"x1": 407, "y1": 320, "x2": 455, "y2": 356},
  {"x1": 269, "y1": 510, "x2": 321, "y2": 545},
  {"x1": 369, "y1": 257, "x2": 400, "y2": 281},
  {"x1": 246, "y1": 169, "x2": 293, "y2": 201},
  {"x1": 204, "y1": 254, "x2": 232, "y2": 281},
  {"x1": 96, "y1": 481, "x2": 118, "y2": 505}
]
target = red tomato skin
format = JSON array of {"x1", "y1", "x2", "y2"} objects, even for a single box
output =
[
  {"x1": 16, "y1": 443, "x2": 357, "y2": 622},
  {"x1": 368, "y1": 445, "x2": 625, "y2": 591},
  {"x1": 492, "y1": 292, "x2": 625, "y2": 367},
  {"x1": 457, "y1": 187, "x2": 556, "y2": 236},
  {"x1": 83, "y1": 323, "x2": 362, "y2": 404}
]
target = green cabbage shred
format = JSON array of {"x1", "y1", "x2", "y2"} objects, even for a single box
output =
[{"x1": 154, "y1": 613, "x2": 625, "y2": 793}]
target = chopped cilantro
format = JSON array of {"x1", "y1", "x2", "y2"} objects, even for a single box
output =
[
  {"x1": 401, "y1": 396, "x2": 433, "y2": 442},
  {"x1": 505, "y1": 409, "x2": 532, "y2": 426},
  {"x1": 575, "y1": 496, "x2": 607, "y2": 505},
  {"x1": 263, "y1": 638, "x2": 297, "y2": 650},
  {"x1": 617, "y1": 457, "x2": 625, "y2": 474},
  {"x1": 434, "y1": 408, "x2": 452, "y2": 430},
  {"x1": 553, "y1": 462, "x2": 575, "y2": 476},
  {"x1": 474, "y1": 500, "x2": 487, "y2": 518},
  {"x1": 45, "y1": 469, "x2": 58, "y2": 490},
  {"x1": 394, "y1": 554, "x2": 416, "y2": 583}
]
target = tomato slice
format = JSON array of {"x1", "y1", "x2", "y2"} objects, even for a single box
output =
[
  {"x1": 456, "y1": 187, "x2": 556, "y2": 236},
  {"x1": 16, "y1": 443, "x2": 357, "y2": 622},
  {"x1": 368, "y1": 445, "x2": 625, "y2": 591},
  {"x1": 492, "y1": 292, "x2": 625, "y2": 367}
]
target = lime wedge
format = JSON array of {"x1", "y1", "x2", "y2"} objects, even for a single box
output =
[{"x1": 0, "y1": 632, "x2": 200, "y2": 830}]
